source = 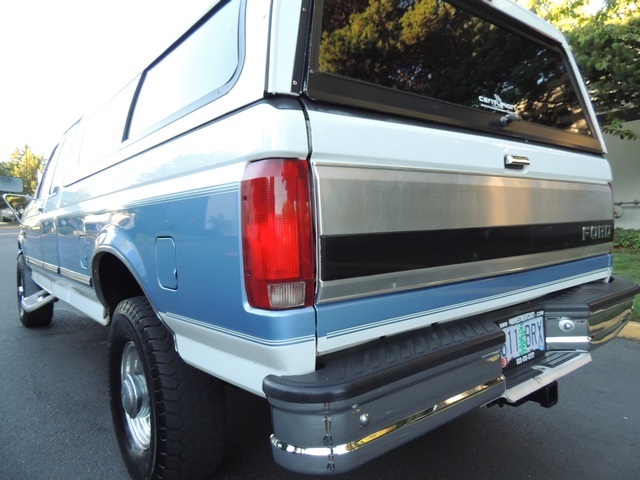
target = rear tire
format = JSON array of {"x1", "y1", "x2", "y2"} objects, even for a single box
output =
[
  {"x1": 17, "y1": 254, "x2": 53, "y2": 328},
  {"x1": 108, "y1": 296, "x2": 226, "y2": 480}
]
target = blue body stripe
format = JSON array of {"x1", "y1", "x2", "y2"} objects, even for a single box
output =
[
  {"x1": 316, "y1": 255, "x2": 611, "y2": 339},
  {"x1": 79, "y1": 190, "x2": 317, "y2": 344},
  {"x1": 56, "y1": 181, "x2": 611, "y2": 346}
]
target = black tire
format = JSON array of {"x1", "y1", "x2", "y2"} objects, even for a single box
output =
[
  {"x1": 108, "y1": 296, "x2": 226, "y2": 480},
  {"x1": 17, "y1": 254, "x2": 54, "y2": 328}
]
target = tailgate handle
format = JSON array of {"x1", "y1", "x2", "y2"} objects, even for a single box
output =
[{"x1": 505, "y1": 154, "x2": 530, "y2": 169}]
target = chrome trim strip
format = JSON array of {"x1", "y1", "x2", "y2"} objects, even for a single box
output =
[
  {"x1": 26, "y1": 258, "x2": 92, "y2": 287},
  {"x1": 59, "y1": 267, "x2": 93, "y2": 287},
  {"x1": 25, "y1": 255, "x2": 45, "y2": 270},
  {"x1": 43, "y1": 261, "x2": 59, "y2": 274},
  {"x1": 318, "y1": 245, "x2": 610, "y2": 303},
  {"x1": 270, "y1": 375, "x2": 505, "y2": 457},
  {"x1": 313, "y1": 164, "x2": 612, "y2": 236}
]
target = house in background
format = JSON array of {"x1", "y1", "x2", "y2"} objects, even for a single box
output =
[{"x1": 604, "y1": 115, "x2": 640, "y2": 230}]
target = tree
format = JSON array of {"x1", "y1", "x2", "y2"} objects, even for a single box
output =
[
  {"x1": 516, "y1": 0, "x2": 640, "y2": 139},
  {"x1": 319, "y1": 0, "x2": 593, "y2": 135},
  {"x1": 1, "y1": 145, "x2": 46, "y2": 196},
  {"x1": 0, "y1": 162, "x2": 11, "y2": 177}
]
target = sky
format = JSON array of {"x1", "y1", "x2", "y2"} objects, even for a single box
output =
[{"x1": 0, "y1": 0, "x2": 214, "y2": 162}]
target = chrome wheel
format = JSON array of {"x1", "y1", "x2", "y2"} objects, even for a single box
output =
[
  {"x1": 109, "y1": 297, "x2": 226, "y2": 479},
  {"x1": 121, "y1": 341, "x2": 151, "y2": 451}
]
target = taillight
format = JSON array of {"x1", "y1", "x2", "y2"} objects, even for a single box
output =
[{"x1": 241, "y1": 159, "x2": 315, "y2": 309}]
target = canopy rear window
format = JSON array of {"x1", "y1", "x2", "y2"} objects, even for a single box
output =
[{"x1": 304, "y1": 0, "x2": 601, "y2": 153}]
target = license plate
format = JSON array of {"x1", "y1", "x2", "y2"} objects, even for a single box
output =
[{"x1": 499, "y1": 310, "x2": 546, "y2": 369}]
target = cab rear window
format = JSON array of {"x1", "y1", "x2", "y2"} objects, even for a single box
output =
[{"x1": 305, "y1": 0, "x2": 600, "y2": 153}]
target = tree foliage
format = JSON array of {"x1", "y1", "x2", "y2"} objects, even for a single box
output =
[
  {"x1": 1, "y1": 145, "x2": 45, "y2": 196},
  {"x1": 319, "y1": 0, "x2": 638, "y2": 140},
  {"x1": 517, "y1": 0, "x2": 640, "y2": 139},
  {"x1": 319, "y1": 0, "x2": 592, "y2": 135}
]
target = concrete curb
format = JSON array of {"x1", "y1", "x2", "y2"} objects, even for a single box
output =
[{"x1": 619, "y1": 321, "x2": 640, "y2": 341}]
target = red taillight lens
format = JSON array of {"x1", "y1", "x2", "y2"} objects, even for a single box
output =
[{"x1": 241, "y1": 159, "x2": 314, "y2": 309}]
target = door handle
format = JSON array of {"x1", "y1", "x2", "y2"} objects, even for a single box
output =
[{"x1": 505, "y1": 154, "x2": 530, "y2": 169}]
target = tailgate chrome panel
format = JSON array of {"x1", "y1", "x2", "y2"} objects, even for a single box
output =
[
  {"x1": 312, "y1": 164, "x2": 613, "y2": 304},
  {"x1": 313, "y1": 164, "x2": 612, "y2": 237}
]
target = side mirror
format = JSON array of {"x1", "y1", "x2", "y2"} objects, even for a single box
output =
[
  {"x1": 0, "y1": 176, "x2": 24, "y2": 193},
  {"x1": 2, "y1": 193, "x2": 32, "y2": 226}
]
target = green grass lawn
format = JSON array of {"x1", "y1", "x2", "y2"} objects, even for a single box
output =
[{"x1": 613, "y1": 250, "x2": 640, "y2": 320}]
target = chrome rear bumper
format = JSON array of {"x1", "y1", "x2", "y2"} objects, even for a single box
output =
[
  {"x1": 264, "y1": 315, "x2": 505, "y2": 474},
  {"x1": 270, "y1": 376, "x2": 504, "y2": 472},
  {"x1": 544, "y1": 275, "x2": 640, "y2": 351},
  {"x1": 263, "y1": 276, "x2": 639, "y2": 475}
]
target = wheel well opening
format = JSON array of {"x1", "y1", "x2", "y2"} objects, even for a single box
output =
[{"x1": 95, "y1": 253, "x2": 144, "y2": 320}]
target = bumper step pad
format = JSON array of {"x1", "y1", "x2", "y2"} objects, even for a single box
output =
[{"x1": 264, "y1": 317, "x2": 505, "y2": 474}]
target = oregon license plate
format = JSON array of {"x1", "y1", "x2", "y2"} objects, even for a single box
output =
[{"x1": 499, "y1": 310, "x2": 546, "y2": 369}]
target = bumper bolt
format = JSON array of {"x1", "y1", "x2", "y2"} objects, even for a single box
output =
[{"x1": 359, "y1": 413, "x2": 371, "y2": 427}]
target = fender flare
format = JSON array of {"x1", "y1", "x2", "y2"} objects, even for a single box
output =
[{"x1": 91, "y1": 224, "x2": 149, "y2": 317}]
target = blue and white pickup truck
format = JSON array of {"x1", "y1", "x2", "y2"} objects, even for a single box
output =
[{"x1": 3, "y1": 1, "x2": 638, "y2": 478}]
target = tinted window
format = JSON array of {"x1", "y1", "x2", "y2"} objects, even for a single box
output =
[
  {"x1": 38, "y1": 144, "x2": 60, "y2": 201},
  {"x1": 80, "y1": 79, "x2": 137, "y2": 165},
  {"x1": 37, "y1": 121, "x2": 82, "y2": 210},
  {"x1": 51, "y1": 121, "x2": 81, "y2": 191},
  {"x1": 311, "y1": 0, "x2": 596, "y2": 146},
  {"x1": 128, "y1": 0, "x2": 241, "y2": 137}
]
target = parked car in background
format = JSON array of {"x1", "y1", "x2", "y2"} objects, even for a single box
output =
[{"x1": 0, "y1": 207, "x2": 15, "y2": 222}]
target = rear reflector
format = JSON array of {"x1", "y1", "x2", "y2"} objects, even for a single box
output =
[{"x1": 241, "y1": 159, "x2": 314, "y2": 309}]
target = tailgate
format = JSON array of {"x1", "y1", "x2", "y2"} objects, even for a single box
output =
[
  {"x1": 309, "y1": 110, "x2": 613, "y2": 353},
  {"x1": 298, "y1": 0, "x2": 614, "y2": 354}
]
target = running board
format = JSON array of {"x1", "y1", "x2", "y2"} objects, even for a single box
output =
[{"x1": 22, "y1": 289, "x2": 56, "y2": 313}]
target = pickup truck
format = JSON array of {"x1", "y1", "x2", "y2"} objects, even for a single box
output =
[{"x1": 3, "y1": 1, "x2": 639, "y2": 479}]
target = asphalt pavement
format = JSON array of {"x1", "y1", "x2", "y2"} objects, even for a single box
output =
[{"x1": 1, "y1": 222, "x2": 639, "y2": 479}]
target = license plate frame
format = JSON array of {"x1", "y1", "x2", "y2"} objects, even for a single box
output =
[{"x1": 498, "y1": 310, "x2": 546, "y2": 370}]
